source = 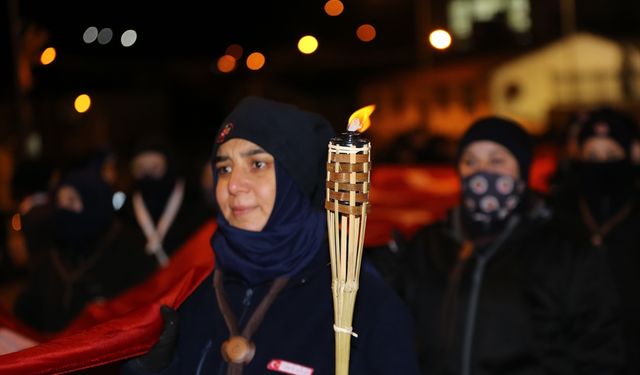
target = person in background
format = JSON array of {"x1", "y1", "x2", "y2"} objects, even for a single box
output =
[
  {"x1": 5, "y1": 158, "x2": 54, "y2": 276},
  {"x1": 11, "y1": 158, "x2": 53, "y2": 217},
  {"x1": 13, "y1": 166, "x2": 150, "y2": 333},
  {"x1": 123, "y1": 137, "x2": 210, "y2": 268},
  {"x1": 549, "y1": 107, "x2": 640, "y2": 375},
  {"x1": 123, "y1": 96, "x2": 421, "y2": 374},
  {"x1": 369, "y1": 116, "x2": 625, "y2": 374}
]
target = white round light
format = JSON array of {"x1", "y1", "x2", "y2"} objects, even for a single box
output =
[
  {"x1": 97, "y1": 28, "x2": 113, "y2": 45},
  {"x1": 121, "y1": 30, "x2": 137, "y2": 47},
  {"x1": 83, "y1": 26, "x2": 98, "y2": 43},
  {"x1": 429, "y1": 29, "x2": 452, "y2": 50}
]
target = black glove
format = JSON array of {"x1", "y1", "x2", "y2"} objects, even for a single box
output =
[{"x1": 126, "y1": 305, "x2": 179, "y2": 374}]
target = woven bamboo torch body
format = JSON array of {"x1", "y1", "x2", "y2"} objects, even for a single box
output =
[{"x1": 325, "y1": 106, "x2": 373, "y2": 375}]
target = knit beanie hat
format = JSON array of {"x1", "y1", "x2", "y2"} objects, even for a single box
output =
[
  {"x1": 456, "y1": 116, "x2": 533, "y2": 182},
  {"x1": 577, "y1": 107, "x2": 637, "y2": 159},
  {"x1": 211, "y1": 96, "x2": 335, "y2": 208}
]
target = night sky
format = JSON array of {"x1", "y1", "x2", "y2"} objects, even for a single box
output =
[{"x1": 3, "y1": 0, "x2": 640, "y2": 181}]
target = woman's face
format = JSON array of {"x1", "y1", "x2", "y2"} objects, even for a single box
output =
[
  {"x1": 215, "y1": 138, "x2": 276, "y2": 232},
  {"x1": 130, "y1": 151, "x2": 167, "y2": 180},
  {"x1": 580, "y1": 137, "x2": 625, "y2": 162},
  {"x1": 57, "y1": 185, "x2": 83, "y2": 213},
  {"x1": 458, "y1": 140, "x2": 520, "y2": 179}
]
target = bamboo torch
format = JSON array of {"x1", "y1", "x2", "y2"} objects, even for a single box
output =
[{"x1": 326, "y1": 104, "x2": 375, "y2": 375}]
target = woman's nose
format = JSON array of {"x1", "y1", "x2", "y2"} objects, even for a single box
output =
[{"x1": 227, "y1": 168, "x2": 249, "y2": 194}]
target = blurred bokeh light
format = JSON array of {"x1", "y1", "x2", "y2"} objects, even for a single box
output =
[
  {"x1": 356, "y1": 24, "x2": 376, "y2": 42},
  {"x1": 298, "y1": 35, "x2": 319, "y2": 54},
  {"x1": 40, "y1": 47, "x2": 56, "y2": 65},
  {"x1": 120, "y1": 30, "x2": 137, "y2": 47},
  {"x1": 429, "y1": 29, "x2": 452, "y2": 50},
  {"x1": 11, "y1": 213, "x2": 21, "y2": 232},
  {"x1": 83, "y1": 26, "x2": 98, "y2": 43},
  {"x1": 97, "y1": 28, "x2": 113, "y2": 45},
  {"x1": 246, "y1": 52, "x2": 265, "y2": 70},
  {"x1": 74, "y1": 94, "x2": 92, "y2": 113},
  {"x1": 429, "y1": 29, "x2": 451, "y2": 49},
  {"x1": 225, "y1": 44, "x2": 243, "y2": 59},
  {"x1": 324, "y1": 0, "x2": 344, "y2": 16},
  {"x1": 112, "y1": 191, "x2": 126, "y2": 210},
  {"x1": 217, "y1": 54, "x2": 236, "y2": 73}
]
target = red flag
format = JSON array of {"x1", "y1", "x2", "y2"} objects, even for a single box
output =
[{"x1": 0, "y1": 220, "x2": 216, "y2": 374}]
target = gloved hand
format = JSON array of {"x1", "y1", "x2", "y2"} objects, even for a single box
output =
[{"x1": 125, "y1": 305, "x2": 179, "y2": 374}]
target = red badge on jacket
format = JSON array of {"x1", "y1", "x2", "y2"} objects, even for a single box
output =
[{"x1": 267, "y1": 359, "x2": 314, "y2": 375}]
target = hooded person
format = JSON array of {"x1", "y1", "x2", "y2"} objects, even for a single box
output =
[
  {"x1": 368, "y1": 116, "x2": 625, "y2": 374},
  {"x1": 123, "y1": 96, "x2": 421, "y2": 374},
  {"x1": 124, "y1": 136, "x2": 211, "y2": 268},
  {"x1": 550, "y1": 107, "x2": 640, "y2": 375},
  {"x1": 573, "y1": 107, "x2": 638, "y2": 225},
  {"x1": 13, "y1": 166, "x2": 151, "y2": 333}
]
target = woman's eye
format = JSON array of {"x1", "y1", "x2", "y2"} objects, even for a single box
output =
[
  {"x1": 253, "y1": 160, "x2": 266, "y2": 169},
  {"x1": 217, "y1": 165, "x2": 231, "y2": 175},
  {"x1": 490, "y1": 158, "x2": 505, "y2": 165}
]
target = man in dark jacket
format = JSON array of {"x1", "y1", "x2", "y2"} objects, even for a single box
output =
[{"x1": 370, "y1": 116, "x2": 625, "y2": 374}]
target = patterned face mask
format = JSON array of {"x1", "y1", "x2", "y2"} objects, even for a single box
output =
[{"x1": 461, "y1": 171, "x2": 526, "y2": 225}]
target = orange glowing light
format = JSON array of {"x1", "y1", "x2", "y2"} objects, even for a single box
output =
[
  {"x1": 11, "y1": 213, "x2": 21, "y2": 232},
  {"x1": 356, "y1": 24, "x2": 376, "y2": 42},
  {"x1": 225, "y1": 44, "x2": 243, "y2": 59},
  {"x1": 347, "y1": 104, "x2": 376, "y2": 133},
  {"x1": 217, "y1": 54, "x2": 236, "y2": 73},
  {"x1": 74, "y1": 94, "x2": 91, "y2": 113},
  {"x1": 246, "y1": 52, "x2": 265, "y2": 70},
  {"x1": 324, "y1": 0, "x2": 344, "y2": 16},
  {"x1": 40, "y1": 47, "x2": 56, "y2": 65}
]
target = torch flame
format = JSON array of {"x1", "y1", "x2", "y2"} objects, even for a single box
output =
[{"x1": 347, "y1": 104, "x2": 376, "y2": 133}]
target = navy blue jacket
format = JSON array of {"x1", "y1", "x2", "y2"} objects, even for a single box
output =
[{"x1": 151, "y1": 250, "x2": 420, "y2": 374}]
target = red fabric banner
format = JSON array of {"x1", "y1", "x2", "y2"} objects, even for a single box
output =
[{"x1": 0, "y1": 220, "x2": 216, "y2": 374}]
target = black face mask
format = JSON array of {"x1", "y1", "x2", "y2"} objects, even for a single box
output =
[
  {"x1": 134, "y1": 171, "x2": 177, "y2": 222},
  {"x1": 577, "y1": 160, "x2": 635, "y2": 222},
  {"x1": 460, "y1": 171, "x2": 526, "y2": 239}
]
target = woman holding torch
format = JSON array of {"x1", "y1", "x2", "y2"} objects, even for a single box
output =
[{"x1": 124, "y1": 96, "x2": 420, "y2": 374}]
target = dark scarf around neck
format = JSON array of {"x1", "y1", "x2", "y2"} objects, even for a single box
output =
[{"x1": 211, "y1": 163, "x2": 325, "y2": 286}]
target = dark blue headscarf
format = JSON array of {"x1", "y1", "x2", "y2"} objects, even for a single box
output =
[
  {"x1": 211, "y1": 162, "x2": 325, "y2": 285},
  {"x1": 209, "y1": 96, "x2": 335, "y2": 285}
]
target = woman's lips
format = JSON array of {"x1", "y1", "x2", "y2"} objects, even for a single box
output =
[{"x1": 231, "y1": 206, "x2": 255, "y2": 216}]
